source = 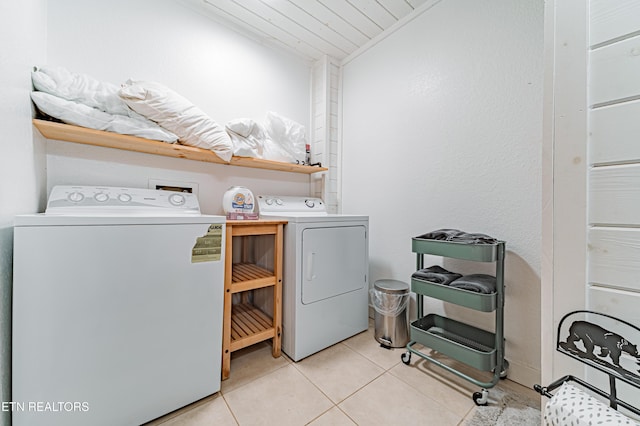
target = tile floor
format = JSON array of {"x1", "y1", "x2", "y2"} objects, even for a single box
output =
[{"x1": 147, "y1": 321, "x2": 540, "y2": 425}]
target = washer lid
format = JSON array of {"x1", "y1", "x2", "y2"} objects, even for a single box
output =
[{"x1": 374, "y1": 279, "x2": 409, "y2": 294}]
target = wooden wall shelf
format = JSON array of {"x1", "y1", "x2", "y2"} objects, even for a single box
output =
[{"x1": 33, "y1": 119, "x2": 328, "y2": 175}]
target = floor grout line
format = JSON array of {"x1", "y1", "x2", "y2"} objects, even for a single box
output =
[
  {"x1": 220, "y1": 394, "x2": 240, "y2": 426},
  {"x1": 152, "y1": 324, "x2": 540, "y2": 425}
]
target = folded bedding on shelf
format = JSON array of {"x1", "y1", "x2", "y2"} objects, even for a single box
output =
[
  {"x1": 30, "y1": 65, "x2": 307, "y2": 165},
  {"x1": 225, "y1": 113, "x2": 307, "y2": 163},
  {"x1": 31, "y1": 91, "x2": 178, "y2": 143},
  {"x1": 31, "y1": 66, "x2": 178, "y2": 142},
  {"x1": 449, "y1": 274, "x2": 496, "y2": 294},
  {"x1": 118, "y1": 79, "x2": 233, "y2": 162},
  {"x1": 226, "y1": 118, "x2": 265, "y2": 159},
  {"x1": 412, "y1": 265, "x2": 462, "y2": 285},
  {"x1": 263, "y1": 111, "x2": 306, "y2": 164},
  {"x1": 417, "y1": 228, "x2": 498, "y2": 244},
  {"x1": 33, "y1": 66, "x2": 146, "y2": 120}
]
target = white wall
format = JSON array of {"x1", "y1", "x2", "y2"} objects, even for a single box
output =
[
  {"x1": 341, "y1": 0, "x2": 543, "y2": 386},
  {"x1": 0, "y1": 1, "x2": 48, "y2": 424},
  {"x1": 44, "y1": 0, "x2": 314, "y2": 213}
]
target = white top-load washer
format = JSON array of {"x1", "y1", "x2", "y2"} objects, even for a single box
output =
[
  {"x1": 258, "y1": 195, "x2": 369, "y2": 361},
  {"x1": 12, "y1": 186, "x2": 225, "y2": 426}
]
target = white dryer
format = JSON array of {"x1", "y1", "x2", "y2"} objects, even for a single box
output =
[
  {"x1": 13, "y1": 186, "x2": 225, "y2": 426},
  {"x1": 258, "y1": 195, "x2": 369, "y2": 361}
]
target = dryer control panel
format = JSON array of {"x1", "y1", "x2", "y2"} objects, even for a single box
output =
[
  {"x1": 257, "y1": 195, "x2": 327, "y2": 216},
  {"x1": 46, "y1": 185, "x2": 201, "y2": 215}
]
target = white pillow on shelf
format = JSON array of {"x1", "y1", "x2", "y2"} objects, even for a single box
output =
[
  {"x1": 226, "y1": 118, "x2": 265, "y2": 158},
  {"x1": 118, "y1": 80, "x2": 233, "y2": 162},
  {"x1": 31, "y1": 91, "x2": 178, "y2": 143},
  {"x1": 263, "y1": 111, "x2": 306, "y2": 164},
  {"x1": 32, "y1": 66, "x2": 139, "y2": 118}
]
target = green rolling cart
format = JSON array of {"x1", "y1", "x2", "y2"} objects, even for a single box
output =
[{"x1": 401, "y1": 235, "x2": 508, "y2": 406}]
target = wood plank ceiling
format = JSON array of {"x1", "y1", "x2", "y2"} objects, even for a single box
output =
[{"x1": 195, "y1": 0, "x2": 431, "y2": 61}]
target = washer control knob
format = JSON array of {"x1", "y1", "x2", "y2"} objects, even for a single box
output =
[
  {"x1": 68, "y1": 191, "x2": 84, "y2": 203},
  {"x1": 118, "y1": 193, "x2": 132, "y2": 203},
  {"x1": 275, "y1": 198, "x2": 283, "y2": 206},
  {"x1": 305, "y1": 199, "x2": 315, "y2": 208},
  {"x1": 169, "y1": 193, "x2": 186, "y2": 206},
  {"x1": 265, "y1": 198, "x2": 274, "y2": 205},
  {"x1": 94, "y1": 192, "x2": 109, "y2": 203}
]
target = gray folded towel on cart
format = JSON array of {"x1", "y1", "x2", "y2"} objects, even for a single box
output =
[
  {"x1": 449, "y1": 274, "x2": 496, "y2": 294},
  {"x1": 417, "y1": 229, "x2": 462, "y2": 241},
  {"x1": 412, "y1": 265, "x2": 463, "y2": 285},
  {"x1": 417, "y1": 229, "x2": 498, "y2": 245}
]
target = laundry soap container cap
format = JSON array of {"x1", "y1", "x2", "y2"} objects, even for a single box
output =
[{"x1": 222, "y1": 186, "x2": 257, "y2": 219}]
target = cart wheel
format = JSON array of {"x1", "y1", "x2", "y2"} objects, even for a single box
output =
[
  {"x1": 401, "y1": 352, "x2": 411, "y2": 365},
  {"x1": 500, "y1": 360, "x2": 510, "y2": 380},
  {"x1": 472, "y1": 389, "x2": 489, "y2": 406}
]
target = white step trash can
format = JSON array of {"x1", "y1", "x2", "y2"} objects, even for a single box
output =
[{"x1": 371, "y1": 279, "x2": 410, "y2": 348}]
